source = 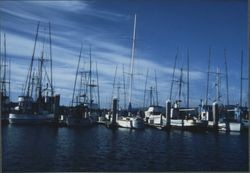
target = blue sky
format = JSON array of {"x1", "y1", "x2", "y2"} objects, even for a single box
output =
[{"x1": 0, "y1": 0, "x2": 248, "y2": 108}]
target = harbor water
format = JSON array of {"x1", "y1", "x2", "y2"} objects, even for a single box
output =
[{"x1": 2, "y1": 124, "x2": 249, "y2": 172}]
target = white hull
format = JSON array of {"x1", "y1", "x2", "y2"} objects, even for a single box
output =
[
  {"x1": 170, "y1": 119, "x2": 208, "y2": 130},
  {"x1": 147, "y1": 115, "x2": 163, "y2": 125},
  {"x1": 9, "y1": 113, "x2": 54, "y2": 124},
  {"x1": 219, "y1": 121, "x2": 249, "y2": 132},
  {"x1": 117, "y1": 117, "x2": 145, "y2": 129}
]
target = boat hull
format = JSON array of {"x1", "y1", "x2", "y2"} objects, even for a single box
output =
[
  {"x1": 117, "y1": 117, "x2": 145, "y2": 129},
  {"x1": 9, "y1": 113, "x2": 55, "y2": 124},
  {"x1": 170, "y1": 119, "x2": 208, "y2": 131}
]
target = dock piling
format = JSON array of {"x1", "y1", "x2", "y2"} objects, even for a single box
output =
[
  {"x1": 166, "y1": 100, "x2": 171, "y2": 129},
  {"x1": 212, "y1": 102, "x2": 219, "y2": 130}
]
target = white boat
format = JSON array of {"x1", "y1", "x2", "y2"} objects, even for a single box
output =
[
  {"x1": 145, "y1": 106, "x2": 165, "y2": 125},
  {"x1": 116, "y1": 116, "x2": 145, "y2": 129},
  {"x1": 218, "y1": 119, "x2": 249, "y2": 132},
  {"x1": 9, "y1": 96, "x2": 55, "y2": 124}
]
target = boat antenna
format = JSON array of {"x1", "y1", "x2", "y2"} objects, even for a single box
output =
[
  {"x1": 169, "y1": 46, "x2": 179, "y2": 101},
  {"x1": 71, "y1": 43, "x2": 83, "y2": 107},
  {"x1": 128, "y1": 13, "x2": 137, "y2": 116},
  {"x1": 224, "y1": 48, "x2": 229, "y2": 106}
]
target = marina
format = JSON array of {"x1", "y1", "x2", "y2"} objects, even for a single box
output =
[{"x1": 0, "y1": 0, "x2": 249, "y2": 172}]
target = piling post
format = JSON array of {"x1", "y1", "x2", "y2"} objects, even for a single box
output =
[
  {"x1": 107, "y1": 98, "x2": 118, "y2": 129},
  {"x1": 212, "y1": 101, "x2": 219, "y2": 131},
  {"x1": 166, "y1": 100, "x2": 171, "y2": 129},
  {"x1": 112, "y1": 98, "x2": 117, "y2": 124}
]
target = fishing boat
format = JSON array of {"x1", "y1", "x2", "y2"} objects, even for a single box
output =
[
  {"x1": 170, "y1": 104, "x2": 208, "y2": 131},
  {"x1": 0, "y1": 33, "x2": 11, "y2": 124},
  {"x1": 9, "y1": 22, "x2": 59, "y2": 124},
  {"x1": 218, "y1": 106, "x2": 249, "y2": 132},
  {"x1": 66, "y1": 44, "x2": 99, "y2": 127}
]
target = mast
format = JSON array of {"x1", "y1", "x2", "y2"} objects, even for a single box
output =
[
  {"x1": 154, "y1": 69, "x2": 159, "y2": 106},
  {"x1": 25, "y1": 22, "x2": 40, "y2": 97},
  {"x1": 224, "y1": 49, "x2": 229, "y2": 105},
  {"x1": 71, "y1": 44, "x2": 82, "y2": 107},
  {"x1": 38, "y1": 31, "x2": 46, "y2": 99},
  {"x1": 170, "y1": 47, "x2": 179, "y2": 101},
  {"x1": 216, "y1": 68, "x2": 221, "y2": 102},
  {"x1": 122, "y1": 64, "x2": 126, "y2": 109},
  {"x1": 49, "y1": 22, "x2": 54, "y2": 97},
  {"x1": 89, "y1": 45, "x2": 92, "y2": 112},
  {"x1": 178, "y1": 68, "x2": 183, "y2": 102},
  {"x1": 187, "y1": 48, "x2": 190, "y2": 108},
  {"x1": 111, "y1": 65, "x2": 118, "y2": 101},
  {"x1": 150, "y1": 86, "x2": 153, "y2": 106},
  {"x1": 0, "y1": 31, "x2": 1, "y2": 93},
  {"x1": 240, "y1": 50, "x2": 243, "y2": 107},
  {"x1": 143, "y1": 69, "x2": 149, "y2": 108},
  {"x1": 128, "y1": 13, "x2": 136, "y2": 115},
  {"x1": 3, "y1": 33, "x2": 6, "y2": 95},
  {"x1": 96, "y1": 62, "x2": 100, "y2": 109},
  {"x1": 205, "y1": 47, "x2": 211, "y2": 107}
]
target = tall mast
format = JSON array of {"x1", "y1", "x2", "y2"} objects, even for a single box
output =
[
  {"x1": 224, "y1": 49, "x2": 229, "y2": 105},
  {"x1": 38, "y1": 31, "x2": 46, "y2": 99},
  {"x1": 178, "y1": 68, "x2": 183, "y2": 101},
  {"x1": 240, "y1": 50, "x2": 243, "y2": 107},
  {"x1": 89, "y1": 45, "x2": 92, "y2": 112},
  {"x1": 143, "y1": 69, "x2": 149, "y2": 108},
  {"x1": 26, "y1": 22, "x2": 40, "y2": 97},
  {"x1": 154, "y1": 69, "x2": 159, "y2": 106},
  {"x1": 150, "y1": 86, "x2": 153, "y2": 106},
  {"x1": 205, "y1": 47, "x2": 211, "y2": 107},
  {"x1": 111, "y1": 65, "x2": 118, "y2": 103},
  {"x1": 49, "y1": 22, "x2": 54, "y2": 97},
  {"x1": 71, "y1": 44, "x2": 82, "y2": 107},
  {"x1": 122, "y1": 64, "x2": 126, "y2": 109},
  {"x1": 0, "y1": 32, "x2": 1, "y2": 93},
  {"x1": 3, "y1": 33, "x2": 6, "y2": 95},
  {"x1": 96, "y1": 62, "x2": 100, "y2": 109},
  {"x1": 170, "y1": 47, "x2": 179, "y2": 101},
  {"x1": 187, "y1": 48, "x2": 190, "y2": 108},
  {"x1": 216, "y1": 68, "x2": 221, "y2": 102},
  {"x1": 128, "y1": 13, "x2": 136, "y2": 114}
]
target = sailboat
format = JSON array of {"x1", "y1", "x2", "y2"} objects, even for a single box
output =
[
  {"x1": 9, "y1": 22, "x2": 59, "y2": 124},
  {"x1": 116, "y1": 14, "x2": 145, "y2": 129},
  {"x1": 0, "y1": 33, "x2": 11, "y2": 124},
  {"x1": 66, "y1": 44, "x2": 99, "y2": 127}
]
